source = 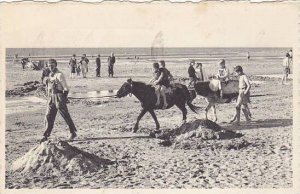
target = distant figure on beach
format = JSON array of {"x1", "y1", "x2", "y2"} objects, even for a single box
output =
[
  {"x1": 195, "y1": 62, "x2": 207, "y2": 81},
  {"x1": 96, "y1": 54, "x2": 101, "y2": 77},
  {"x1": 40, "y1": 59, "x2": 77, "y2": 142},
  {"x1": 69, "y1": 54, "x2": 77, "y2": 78},
  {"x1": 108, "y1": 52, "x2": 116, "y2": 77},
  {"x1": 247, "y1": 52, "x2": 250, "y2": 60},
  {"x1": 21, "y1": 57, "x2": 29, "y2": 70},
  {"x1": 216, "y1": 59, "x2": 230, "y2": 99},
  {"x1": 188, "y1": 60, "x2": 197, "y2": 90},
  {"x1": 80, "y1": 54, "x2": 89, "y2": 78},
  {"x1": 288, "y1": 49, "x2": 293, "y2": 66},
  {"x1": 281, "y1": 53, "x2": 291, "y2": 85},
  {"x1": 13, "y1": 54, "x2": 18, "y2": 64},
  {"x1": 230, "y1": 65, "x2": 252, "y2": 125}
]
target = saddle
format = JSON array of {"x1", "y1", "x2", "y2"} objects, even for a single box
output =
[{"x1": 209, "y1": 79, "x2": 239, "y2": 94}]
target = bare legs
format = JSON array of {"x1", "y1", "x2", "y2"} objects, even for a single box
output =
[
  {"x1": 155, "y1": 85, "x2": 168, "y2": 109},
  {"x1": 205, "y1": 102, "x2": 217, "y2": 122}
]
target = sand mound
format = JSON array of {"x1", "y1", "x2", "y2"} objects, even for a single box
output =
[
  {"x1": 12, "y1": 141, "x2": 114, "y2": 175},
  {"x1": 158, "y1": 119, "x2": 242, "y2": 141},
  {"x1": 34, "y1": 85, "x2": 47, "y2": 98},
  {"x1": 6, "y1": 81, "x2": 43, "y2": 97},
  {"x1": 157, "y1": 120, "x2": 245, "y2": 149}
]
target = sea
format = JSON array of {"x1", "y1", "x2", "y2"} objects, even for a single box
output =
[{"x1": 6, "y1": 47, "x2": 290, "y2": 59}]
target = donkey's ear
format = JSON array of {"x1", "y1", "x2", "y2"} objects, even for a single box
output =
[{"x1": 127, "y1": 78, "x2": 132, "y2": 83}]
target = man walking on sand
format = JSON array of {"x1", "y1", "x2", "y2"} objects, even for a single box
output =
[
  {"x1": 96, "y1": 54, "x2": 101, "y2": 77},
  {"x1": 108, "y1": 52, "x2": 116, "y2": 77},
  {"x1": 40, "y1": 59, "x2": 77, "y2": 142}
]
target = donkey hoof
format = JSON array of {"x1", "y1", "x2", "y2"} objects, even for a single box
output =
[
  {"x1": 132, "y1": 127, "x2": 138, "y2": 133},
  {"x1": 149, "y1": 132, "x2": 156, "y2": 138}
]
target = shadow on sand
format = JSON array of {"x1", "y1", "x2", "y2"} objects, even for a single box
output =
[
  {"x1": 223, "y1": 118, "x2": 292, "y2": 130},
  {"x1": 68, "y1": 135, "x2": 150, "y2": 142}
]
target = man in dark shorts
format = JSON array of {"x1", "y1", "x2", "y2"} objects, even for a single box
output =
[
  {"x1": 108, "y1": 52, "x2": 116, "y2": 77},
  {"x1": 96, "y1": 54, "x2": 101, "y2": 77},
  {"x1": 40, "y1": 59, "x2": 77, "y2": 142}
]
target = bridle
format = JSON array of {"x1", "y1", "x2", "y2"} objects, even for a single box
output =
[
  {"x1": 118, "y1": 82, "x2": 133, "y2": 97},
  {"x1": 128, "y1": 82, "x2": 133, "y2": 97}
]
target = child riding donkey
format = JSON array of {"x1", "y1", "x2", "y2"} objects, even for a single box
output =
[{"x1": 149, "y1": 61, "x2": 173, "y2": 109}]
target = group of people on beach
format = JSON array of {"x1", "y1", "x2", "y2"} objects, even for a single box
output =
[
  {"x1": 39, "y1": 49, "x2": 292, "y2": 142},
  {"x1": 148, "y1": 59, "x2": 251, "y2": 125},
  {"x1": 68, "y1": 53, "x2": 116, "y2": 78}
]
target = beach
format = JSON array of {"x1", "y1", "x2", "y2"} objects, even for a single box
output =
[{"x1": 5, "y1": 48, "x2": 293, "y2": 188}]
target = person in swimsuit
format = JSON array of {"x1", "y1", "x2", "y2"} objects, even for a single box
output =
[
  {"x1": 230, "y1": 65, "x2": 252, "y2": 125},
  {"x1": 217, "y1": 59, "x2": 230, "y2": 99}
]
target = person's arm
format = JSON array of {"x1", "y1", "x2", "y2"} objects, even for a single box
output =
[
  {"x1": 243, "y1": 75, "x2": 251, "y2": 95},
  {"x1": 58, "y1": 73, "x2": 69, "y2": 92},
  {"x1": 154, "y1": 72, "x2": 164, "y2": 84},
  {"x1": 219, "y1": 68, "x2": 229, "y2": 79}
]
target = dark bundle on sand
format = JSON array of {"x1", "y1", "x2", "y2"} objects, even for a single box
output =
[
  {"x1": 6, "y1": 81, "x2": 44, "y2": 97},
  {"x1": 158, "y1": 119, "x2": 242, "y2": 141},
  {"x1": 12, "y1": 141, "x2": 114, "y2": 175},
  {"x1": 157, "y1": 120, "x2": 247, "y2": 150}
]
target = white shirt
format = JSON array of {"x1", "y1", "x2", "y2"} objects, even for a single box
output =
[{"x1": 47, "y1": 69, "x2": 69, "y2": 94}]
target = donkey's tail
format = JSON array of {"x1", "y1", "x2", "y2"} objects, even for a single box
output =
[
  {"x1": 182, "y1": 85, "x2": 202, "y2": 114},
  {"x1": 187, "y1": 100, "x2": 202, "y2": 114}
]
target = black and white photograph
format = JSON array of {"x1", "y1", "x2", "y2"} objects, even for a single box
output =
[{"x1": 0, "y1": 2, "x2": 299, "y2": 193}]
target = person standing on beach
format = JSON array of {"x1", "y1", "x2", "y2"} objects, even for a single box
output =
[
  {"x1": 96, "y1": 54, "x2": 101, "y2": 77},
  {"x1": 288, "y1": 49, "x2": 293, "y2": 67},
  {"x1": 188, "y1": 60, "x2": 197, "y2": 89},
  {"x1": 195, "y1": 63, "x2": 207, "y2": 81},
  {"x1": 40, "y1": 59, "x2": 77, "y2": 142},
  {"x1": 108, "y1": 52, "x2": 116, "y2": 77},
  {"x1": 217, "y1": 59, "x2": 230, "y2": 99},
  {"x1": 281, "y1": 53, "x2": 291, "y2": 85},
  {"x1": 21, "y1": 57, "x2": 28, "y2": 70},
  {"x1": 69, "y1": 54, "x2": 77, "y2": 78},
  {"x1": 80, "y1": 54, "x2": 89, "y2": 78},
  {"x1": 247, "y1": 52, "x2": 250, "y2": 60},
  {"x1": 230, "y1": 65, "x2": 252, "y2": 125}
]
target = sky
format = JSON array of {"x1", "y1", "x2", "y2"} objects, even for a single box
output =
[{"x1": 0, "y1": 2, "x2": 298, "y2": 48}]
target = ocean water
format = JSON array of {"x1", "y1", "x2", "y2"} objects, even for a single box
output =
[{"x1": 6, "y1": 47, "x2": 290, "y2": 58}]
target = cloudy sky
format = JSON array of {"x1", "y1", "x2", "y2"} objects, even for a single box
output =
[{"x1": 0, "y1": 2, "x2": 298, "y2": 48}]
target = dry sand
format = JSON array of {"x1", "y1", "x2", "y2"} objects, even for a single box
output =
[{"x1": 5, "y1": 58, "x2": 292, "y2": 188}]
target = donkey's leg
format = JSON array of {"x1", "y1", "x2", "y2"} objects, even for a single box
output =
[
  {"x1": 133, "y1": 109, "x2": 147, "y2": 133},
  {"x1": 212, "y1": 104, "x2": 217, "y2": 122},
  {"x1": 148, "y1": 109, "x2": 160, "y2": 132},
  {"x1": 176, "y1": 104, "x2": 187, "y2": 124},
  {"x1": 205, "y1": 102, "x2": 213, "y2": 120}
]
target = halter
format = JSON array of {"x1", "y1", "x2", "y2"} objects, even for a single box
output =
[{"x1": 128, "y1": 81, "x2": 133, "y2": 97}]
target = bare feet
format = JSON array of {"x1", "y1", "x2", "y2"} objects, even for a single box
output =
[{"x1": 162, "y1": 103, "x2": 168, "y2": 110}]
